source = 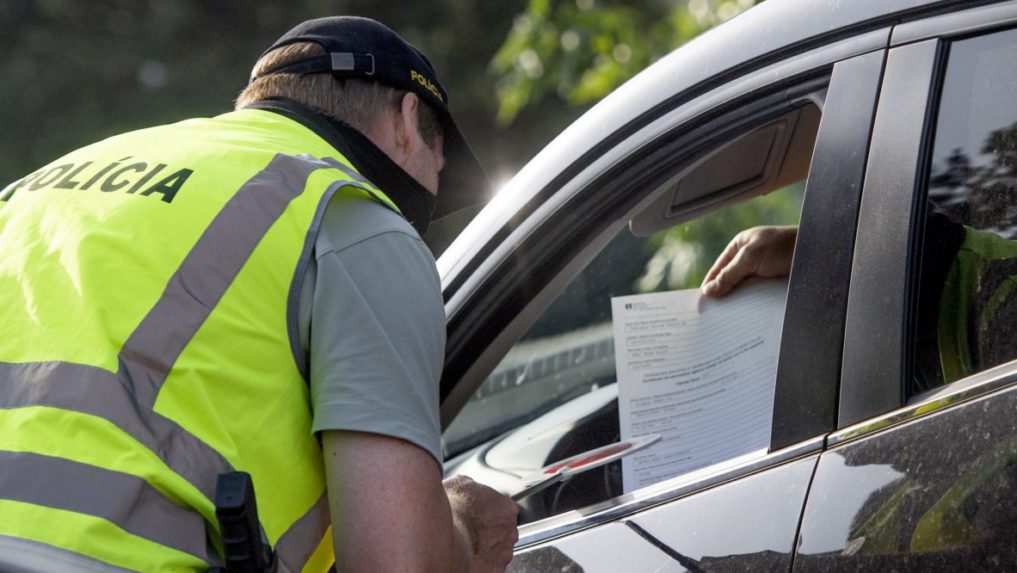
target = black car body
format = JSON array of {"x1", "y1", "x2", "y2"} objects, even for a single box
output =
[{"x1": 439, "y1": 0, "x2": 1017, "y2": 570}]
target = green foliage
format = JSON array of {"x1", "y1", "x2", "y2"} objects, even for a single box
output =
[{"x1": 491, "y1": 0, "x2": 760, "y2": 125}]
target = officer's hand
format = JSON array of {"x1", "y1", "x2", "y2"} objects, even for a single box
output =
[
  {"x1": 444, "y1": 475, "x2": 520, "y2": 573},
  {"x1": 701, "y1": 225, "x2": 797, "y2": 297}
]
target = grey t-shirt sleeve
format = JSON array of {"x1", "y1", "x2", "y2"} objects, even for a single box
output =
[{"x1": 301, "y1": 191, "x2": 445, "y2": 464}]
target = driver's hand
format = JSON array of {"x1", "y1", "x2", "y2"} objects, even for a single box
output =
[
  {"x1": 444, "y1": 475, "x2": 520, "y2": 573},
  {"x1": 701, "y1": 225, "x2": 797, "y2": 297}
]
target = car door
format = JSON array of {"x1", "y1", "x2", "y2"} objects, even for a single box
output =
[
  {"x1": 439, "y1": 26, "x2": 892, "y2": 571},
  {"x1": 795, "y1": 4, "x2": 1017, "y2": 571}
]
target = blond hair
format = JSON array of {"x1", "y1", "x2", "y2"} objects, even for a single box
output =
[{"x1": 236, "y1": 42, "x2": 442, "y2": 148}]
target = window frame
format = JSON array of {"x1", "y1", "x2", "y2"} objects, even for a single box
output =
[
  {"x1": 837, "y1": 37, "x2": 946, "y2": 428},
  {"x1": 770, "y1": 48, "x2": 886, "y2": 450},
  {"x1": 438, "y1": 43, "x2": 898, "y2": 550}
]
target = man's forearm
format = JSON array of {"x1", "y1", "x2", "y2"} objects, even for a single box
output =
[{"x1": 322, "y1": 431, "x2": 516, "y2": 573}]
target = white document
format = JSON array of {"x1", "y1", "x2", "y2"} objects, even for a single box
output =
[{"x1": 611, "y1": 279, "x2": 788, "y2": 492}]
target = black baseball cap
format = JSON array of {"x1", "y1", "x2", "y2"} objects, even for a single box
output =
[{"x1": 260, "y1": 16, "x2": 490, "y2": 219}]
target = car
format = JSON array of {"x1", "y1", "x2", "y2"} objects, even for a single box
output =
[{"x1": 436, "y1": 0, "x2": 1017, "y2": 570}]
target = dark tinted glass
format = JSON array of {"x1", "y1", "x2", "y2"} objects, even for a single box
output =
[
  {"x1": 929, "y1": 32, "x2": 1017, "y2": 235},
  {"x1": 914, "y1": 29, "x2": 1017, "y2": 392}
]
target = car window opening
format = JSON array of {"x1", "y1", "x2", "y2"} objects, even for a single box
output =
[{"x1": 444, "y1": 97, "x2": 823, "y2": 525}]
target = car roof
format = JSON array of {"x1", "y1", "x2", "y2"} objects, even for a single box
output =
[{"x1": 439, "y1": 0, "x2": 978, "y2": 279}]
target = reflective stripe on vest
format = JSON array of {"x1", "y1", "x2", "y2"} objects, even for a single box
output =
[
  {"x1": 0, "y1": 534, "x2": 139, "y2": 573},
  {"x1": 0, "y1": 109, "x2": 393, "y2": 572}
]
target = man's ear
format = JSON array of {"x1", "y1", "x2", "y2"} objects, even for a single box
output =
[
  {"x1": 362, "y1": 92, "x2": 423, "y2": 168},
  {"x1": 393, "y1": 92, "x2": 423, "y2": 155}
]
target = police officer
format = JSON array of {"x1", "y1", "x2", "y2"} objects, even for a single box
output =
[{"x1": 0, "y1": 16, "x2": 518, "y2": 573}]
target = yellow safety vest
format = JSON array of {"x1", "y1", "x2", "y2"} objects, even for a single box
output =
[{"x1": 0, "y1": 108, "x2": 398, "y2": 572}]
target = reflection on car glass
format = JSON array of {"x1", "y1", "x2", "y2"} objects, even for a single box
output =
[
  {"x1": 612, "y1": 279, "x2": 786, "y2": 491},
  {"x1": 929, "y1": 31, "x2": 1017, "y2": 240},
  {"x1": 915, "y1": 29, "x2": 1017, "y2": 392}
]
